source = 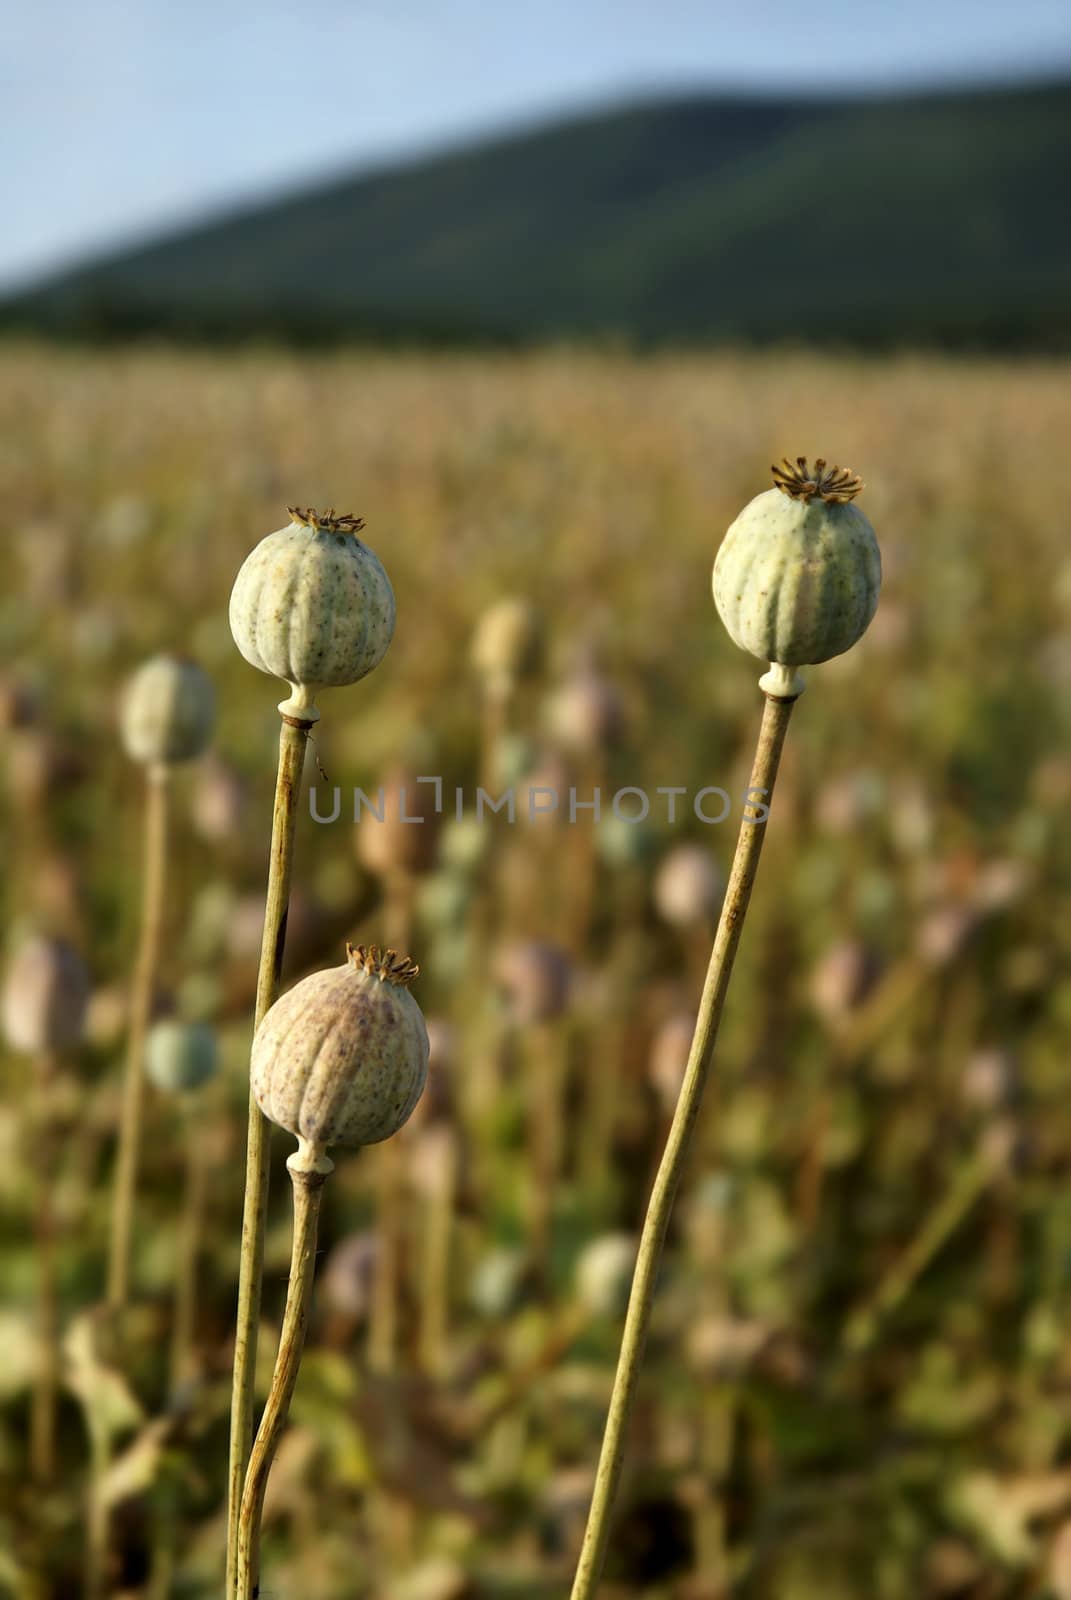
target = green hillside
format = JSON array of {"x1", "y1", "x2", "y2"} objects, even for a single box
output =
[{"x1": 6, "y1": 80, "x2": 1071, "y2": 346}]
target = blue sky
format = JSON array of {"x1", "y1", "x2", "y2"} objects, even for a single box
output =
[{"x1": 4, "y1": 0, "x2": 1071, "y2": 289}]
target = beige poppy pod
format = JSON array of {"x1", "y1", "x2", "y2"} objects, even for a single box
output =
[
  {"x1": 321, "y1": 1229, "x2": 379, "y2": 1322},
  {"x1": 494, "y1": 940, "x2": 572, "y2": 1025},
  {"x1": 7, "y1": 732, "x2": 85, "y2": 807},
  {"x1": 0, "y1": 672, "x2": 38, "y2": 730},
  {"x1": 960, "y1": 1048, "x2": 1016, "y2": 1114},
  {"x1": 654, "y1": 844, "x2": 724, "y2": 928},
  {"x1": 713, "y1": 458, "x2": 881, "y2": 694},
  {"x1": 251, "y1": 944, "x2": 428, "y2": 1161},
  {"x1": 648, "y1": 1009, "x2": 696, "y2": 1111},
  {"x1": 547, "y1": 667, "x2": 625, "y2": 754},
  {"x1": 228, "y1": 507, "x2": 395, "y2": 721},
  {"x1": 471, "y1": 597, "x2": 542, "y2": 700},
  {"x1": 1, "y1": 936, "x2": 90, "y2": 1054},
  {"x1": 407, "y1": 1121, "x2": 457, "y2": 1199},
  {"x1": 408, "y1": 1016, "x2": 455, "y2": 1126},
  {"x1": 120, "y1": 654, "x2": 216, "y2": 767},
  {"x1": 574, "y1": 1232, "x2": 636, "y2": 1318},
  {"x1": 356, "y1": 767, "x2": 440, "y2": 878},
  {"x1": 809, "y1": 941, "x2": 881, "y2": 1027},
  {"x1": 190, "y1": 754, "x2": 247, "y2": 842}
]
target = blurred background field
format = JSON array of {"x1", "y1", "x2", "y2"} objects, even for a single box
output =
[{"x1": 3, "y1": 342, "x2": 1071, "y2": 1597}]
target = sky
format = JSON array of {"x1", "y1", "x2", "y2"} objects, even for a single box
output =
[{"x1": 4, "y1": 0, "x2": 1071, "y2": 290}]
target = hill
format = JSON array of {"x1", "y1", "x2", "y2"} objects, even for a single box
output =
[{"x1": 6, "y1": 80, "x2": 1071, "y2": 347}]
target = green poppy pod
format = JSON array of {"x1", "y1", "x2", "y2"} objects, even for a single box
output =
[
  {"x1": 145, "y1": 1019, "x2": 219, "y2": 1094},
  {"x1": 120, "y1": 655, "x2": 215, "y2": 767},
  {"x1": 713, "y1": 458, "x2": 881, "y2": 680},
  {"x1": 228, "y1": 508, "x2": 395, "y2": 720}
]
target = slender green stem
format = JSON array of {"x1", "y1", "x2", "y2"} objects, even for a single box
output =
[
  {"x1": 31, "y1": 1050, "x2": 60, "y2": 1488},
  {"x1": 85, "y1": 1414, "x2": 110, "y2": 1600},
  {"x1": 480, "y1": 681, "x2": 511, "y2": 796},
  {"x1": 369, "y1": 1138, "x2": 403, "y2": 1374},
  {"x1": 842, "y1": 1142, "x2": 997, "y2": 1352},
  {"x1": 528, "y1": 1020, "x2": 567, "y2": 1278},
  {"x1": 108, "y1": 766, "x2": 170, "y2": 1309},
  {"x1": 417, "y1": 1129, "x2": 457, "y2": 1377},
  {"x1": 170, "y1": 1110, "x2": 208, "y2": 1394},
  {"x1": 236, "y1": 1149, "x2": 331, "y2": 1600},
  {"x1": 569, "y1": 686, "x2": 798, "y2": 1600},
  {"x1": 225, "y1": 712, "x2": 312, "y2": 1597},
  {"x1": 368, "y1": 872, "x2": 411, "y2": 1372}
]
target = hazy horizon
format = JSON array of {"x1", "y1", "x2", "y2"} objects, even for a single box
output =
[{"x1": 5, "y1": 0, "x2": 1071, "y2": 292}]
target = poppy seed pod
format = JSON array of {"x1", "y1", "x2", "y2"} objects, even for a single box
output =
[
  {"x1": 0, "y1": 672, "x2": 38, "y2": 730},
  {"x1": 146, "y1": 1019, "x2": 219, "y2": 1094},
  {"x1": 356, "y1": 768, "x2": 440, "y2": 878},
  {"x1": 471, "y1": 598, "x2": 542, "y2": 700},
  {"x1": 547, "y1": 668, "x2": 625, "y2": 754},
  {"x1": 439, "y1": 816, "x2": 489, "y2": 876},
  {"x1": 1, "y1": 936, "x2": 90, "y2": 1054},
  {"x1": 415, "y1": 1017, "x2": 456, "y2": 1123},
  {"x1": 321, "y1": 1229, "x2": 379, "y2": 1322},
  {"x1": 228, "y1": 508, "x2": 395, "y2": 720},
  {"x1": 495, "y1": 940, "x2": 572, "y2": 1025},
  {"x1": 191, "y1": 755, "x2": 247, "y2": 842},
  {"x1": 469, "y1": 1246, "x2": 530, "y2": 1318},
  {"x1": 596, "y1": 814, "x2": 653, "y2": 870},
  {"x1": 120, "y1": 654, "x2": 216, "y2": 767},
  {"x1": 6, "y1": 733, "x2": 86, "y2": 808},
  {"x1": 575, "y1": 1233, "x2": 637, "y2": 1319},
  {"x1": 251, "y1": 944, "x2": 429, "y2": 1160},
  {"x1": 648, "y1": 1009, "x2": 696, "y2": 1111},
  {"x1": 713, "y1": 458, "x2": 881, "y2": 688},
  {"x1": 654, "y1": 844, "x2": 724, "y2": 929},
  {"x1": 408, "y1": 1122, "x2": 457, "y2": 1198},
  {"x1": 809, "y1": 941, "x2": 881, "y2": 1027}
]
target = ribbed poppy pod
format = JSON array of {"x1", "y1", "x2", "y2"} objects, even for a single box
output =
[
  {"x1": 228, "y1": 508, "x2": 395, "y2": 720},
  {"x1": 1, "y1": 936, "x2": 90, "y2": 1054},
  {"x1": 251, "y1": 944, "x2": 428, "y2": 1160},
  {"x1": 713, "y1": 458, "x2": 881, "y2": 688},
  {"x1": 120, "y1": 654, "x2": 216, "y2": 767},
  {"x1": 146, "y1": 1019, "x2": 219, "y2": 1094}
]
